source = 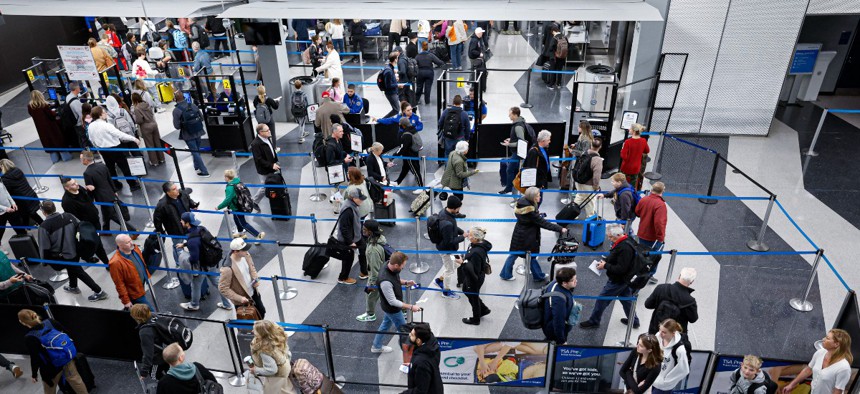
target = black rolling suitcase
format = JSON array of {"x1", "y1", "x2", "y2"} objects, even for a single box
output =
[
  {"x1": 541, "y1": 61, "x2": 553, "y2": 85},
  {"x1": 9, "y1": 234, "x2": 39, "y2": 261},
  {"x1": 266, "y1": 172, "x2": 293, "y2": 221},
  {"x1": 303, "y1": 244, "x2": 330, "y2": 279},
  {"x1": 373, "y1": 202, "x2": 396, "y2": 227}
]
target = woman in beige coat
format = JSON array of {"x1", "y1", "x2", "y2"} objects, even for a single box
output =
[
  {"x1": 218, "y1": 238, "x2": 266, "y2": 318},
  {"x1": 249, "y1": 320, "x2": 296, "y2": 394}
]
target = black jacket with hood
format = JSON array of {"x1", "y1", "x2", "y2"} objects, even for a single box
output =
[
  {"x1": 401, "y1": 335, "x2": 443, "y2": 394},
  {"x1": 2, "y1": 167, "x2": 39, "y2": 213},
  {"x1": 462, "y1": 240, "x2": 492, "y2": 291},
  {"x1": 509, "y1": 197, "x2": 563, "y2": 253}
]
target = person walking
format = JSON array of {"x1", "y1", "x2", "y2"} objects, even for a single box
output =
[
  {"x1": 783, "y1": 329, "x2": 853, "y2": 394},
  {"x1": 636, "y1": 181, "x2": 667, "y2": 284},
  {"x1": 651, "y1": 319, "x2": 691, "y2": 394},
  {"x1": 18, "y1": 309, "x2": 88, "y2": 394},
  {"x1": 438, "y1": 95, "x2": 470, "y2": 159},
  {"x1": 129, "y1": 304, "x2": 169, "y2": 379},
  {"x1": 380, "y1": 53, "x2": 405, "y2": 118},
  {"x1": 499, "y1": 107, "x2": 529, "y2": 194},
  {"x1": 433, "y1": 196, "x2": 466, "y2": 293},
  {"x1": 219, "y1": 238, "x2": 266, "y2": 319},
  {"x1": 249, "y1": 320, "x2": 296, "y2": 394},
  {"x1": 157, "y1": 343, "x2": 220, "y2": 394},
  {"x1": 579, "y1": 224, "x2": 640, "y2": 329},
  {"x1": 468, "y1": 27, "x2": 488, "y2": 93},
  {"x1": 644, "y1": 267, "x2": 698, "y2": 335},
  {"x1": 79, "y1": 151, "x2": 137, "y2": 234},
  {"x1": 59, "y1": 177, "x2": 111, "y2": 266},
  {"x1": 249, "y1": 123, "x2": 279, "y2": 210},
  {"x1": 334, "y1": 188, "x2": 365, "y2": 285},
  {"x1": 172, "y1": 92, "x2": 209, "y2": 177},
  {"x1": 371, "y1": 252, "x2": 420, "y2": 353},
  {"x1": 541, "y1": 267, "x2": 577, "y2": 345},
  {"x1": 0, "y1": 353, "x2": 23, "y2": 379},
  {"x1": 620, "y1": 123, "x2": 650, "y2": 190},
  {"x1": 217, "y1": 169, "x2": 265, "y2": 241},
  {"x1": 402, "y1": 323, "x2": 444, "y2": 394},
  {"x1": 37, "y1": 200, "x2": 108, "y2": 302},
  {"x1": 500, "y1": 187, "x2": 567, "y2": 282},
  {"x1": 154, "y1": 181, "x2": 198, "y2": 262},
  {"x1": 415, "y1": 42, "x2": 446, "y2": 106},
  {"x1": 620, "y1": 334, "x2": 663, "y2": 394},
  {"x1": 131, "y1": 93, "x2": 165, "y2": 166},
  {"x1": 86, "y1": 106, "x2": 142, "y2": 191},
  {"x1": 253, "y1": 85, "x2": 282, "y2": 142},
  {"x1": 441, "y1": 140, "x2": 479, "y2": 202},
  {"x1": 356, "y1": 220, "x2": 386, "y2": 322},
  {"x1": 457, "y1": 226, "x2": 492, "y2": 325},
  {"x1": 572, "y1": 138, "x2": 603, "y2": 219},
  {"x1": 28, "y1": 90, "x2": 73, "y2": 163},
  {"x1": 109, "y1": 234, "x2": 153, "y2": 310},
  {"x1": 176, "y1": 212, "x2": 231, "y2": 311}
]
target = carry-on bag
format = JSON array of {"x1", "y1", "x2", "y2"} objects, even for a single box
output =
[
  {"x1": 555, "y1": 192, "x2": 597, "y2": 222},
  {"x1": 157, "y1": 82, "x2": 174, "y2": 103},
  {"x1": 373, "y1": 201, "x2": 396, "y2": 227},
  {"x1": 302, "y1": 243, "x2": 330, "y2": 279},
  {"x1": 582, "y1": 198, "x2": 606, "y2": 249},
  {"x1": 9, "y1": 234, "x2": 39, "y2": 260},
  {"x1": 265, "y1": 172, "x2": 293, "y2": 221}
]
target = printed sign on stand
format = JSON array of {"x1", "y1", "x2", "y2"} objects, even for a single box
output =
[
  {"x1": 789, "y1": 43, "x2": 822, "y2": 75},
  {"x1": 57, "y1": 45, "x2": 100, "y2": 81}
]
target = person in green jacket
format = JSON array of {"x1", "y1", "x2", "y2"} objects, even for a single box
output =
[
  {"x1": 356, "y1": 220, "x2": 386, "y2": 322},
  {"x1": 217, "y1": 169, "x2": 265, "y2": 241},
  {"x1": 441, "y1": 140, "x2": 479, "y2": 202}
]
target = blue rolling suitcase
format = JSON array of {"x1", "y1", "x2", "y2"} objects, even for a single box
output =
[{"x1": 582, "y1": 198, "x2": 606, "y2": 249}]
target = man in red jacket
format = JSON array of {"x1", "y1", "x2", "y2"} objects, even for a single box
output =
[{"x1": 635, "y1": 181, "x2": 667, "y2": 284}]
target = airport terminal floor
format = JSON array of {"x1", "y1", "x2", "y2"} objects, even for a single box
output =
[{"x1": 0, "y1": 20, "x2": 859, "y2": 394}]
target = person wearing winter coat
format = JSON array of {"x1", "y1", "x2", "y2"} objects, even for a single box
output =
[
  {"x1": 441, "y1": 140, "x2": 479, "y2": 202},
  {"x1": 217, "y1": 170, "x2": 264, "y2": 240},
  {"x1": 334, "y1": 188, "x2": 365, "y2": 285},
  {"x1": 157, "y1": 343, "x2": 219, "y2": 394},
  {"x1": 316, "y1": 41, "x2": 344, "y2": 82},
  {"x1": 356, "y1": 220, "x2": 386, "y2": 322},
  {"x1": 253, "y1": 85, "x2": 281, "y2": 142},
  {"x1": 131, "y1": 93, "x2": 165, "y2": 166},
  {"x1": 579, "y1": 224, "x2": 639, "y2": 330},
  {"x1": 651, "y1": 319, "x2": 690, "y2": 393},
  {"x1": 0, "y1": 159, "x2": 44, "y2": 227},
  {"x1": 620, "y1": 333, "x2": 663, "y2": 394},
  {"x1": 249, "y1": 320, "x2": 296, "y2": 394},
  {"x1": 644, "y1": 267, "x2": 698, "y2": 335},
  {"x1": 500, "y1": 187, "x2": 567, "y2": 282},
  {"x1": 456, "y1": 227, "x2": 492, "y2": 325},
  {"x1": 219, "y1": 238, "x2": 266, "y2": 319},
  {"x1": 393, "y1": 118, "x2": 424, "y2": 189},
  {"x1": 28, "y1": 90, "x2": 73, "y2": 163},
  {"x1": 130, "y1": 304, "x2": 169, "y2": 379},
  {"x1": 401, "y1": 323, "x2": 443, "y2": 394}
]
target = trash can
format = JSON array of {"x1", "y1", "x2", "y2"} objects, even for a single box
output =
[{"x1": 578, "y1": 64, "x2": 616, "y2": 113}]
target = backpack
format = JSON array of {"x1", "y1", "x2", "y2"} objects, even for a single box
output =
[
  {"x1": 195, "y1": 368, "x2": 224, "y2": 394},
  {"x1": 382, "y1": 243, "x2": 396, "y2": 262},
  {"x1": 171, "y1": 29, "x2": 188, "y2": 49},
  {"x1": 150, "y1": 316, "x2": 194, "y2": 350},
  {"x1": 193, "y1": 25, "x2": 210, "y2": 48},
  {"x1": 521, "y1": 121, "x2": 537, "y2": 147},
  {"x1": 232, "y1": 182, "x2": 257, "y2": 213},
  {"x1": 670, "y1": 332, "x2": 693, "y2": 366},
  {"x1": 109, "y1": 110, "x2": 135, "y2": 136},
  {"x1": 651, "y1": 298, "x2": 690, "y2": 332},
  {"x1": 290, "y1": 91, "x2": 308, "y2": 117},
  {"x1": 554, "y1": 35, "x2": 569, "y2": 59},
  {"x1": 731, "y1": 369, "x2": 778, "y2": 394},
  {"x1": 60, "y1": 98, "x2": 81, "y2": 131},
  {"x1": 573, "y1": 152, "x2": 598, "y2": 184},
  {"x1": 517, "y1": 283, "x2": 564, "y2": 330},
  {"x1": 28, "y1": 320, "x2": 76, "y2": 368},
  {"x1": 426, "y1": 213, "x2": 442, "y2": 244},
  {"x1": 625, "y1": 238, "x2": 655, "y2": 291},
  {"x1": 254, "y1": 102, "x2": 272, "y2": 125},
  {"x1": 189, "y1": 227, "x2": 224, "y2": 268},
  {"x1": 312, "y1": 134, "x2": 326, "y2": 164},
  {"x1": 405, "y1": 57, "x2": 418, "y2": 80},
  {"x1": 377, "y1": 68, "x2": 392, "y2": 91},
  {"x1": 442, "y1": 107, "x2": 463, "y2": 139},
  {"x1": 618, "y1": 186, "x2": 641, "y2": 218},
  {"x1": 180, "y1": 103, "x2": 205, "y2": 134}
]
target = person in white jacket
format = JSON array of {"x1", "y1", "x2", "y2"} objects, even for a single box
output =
[
  {"x1": 132, "y1": 47, "x2": 158, "y2": 87},
  {"x1": 652, "y1": 319, "x2": 691, "y2": 393},
  {"x1": 316, "y1": 40, "x2": 344, "y2": 83}
]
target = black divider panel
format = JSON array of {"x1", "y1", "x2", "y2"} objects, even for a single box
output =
[
  {"x1": 376, "y1": 124, "x2": 401, "y2": 153},
  {"x1": 602, "y1": 141, "x2": 623, "y2": 173},
  {"x1": 344, "y1": 113, "x2": 362, "y2": 126},
  {"x1": 48, "y1": 304, "x2": 142, "y2": 361},
  {"x1": 835, "y1": 291, "x2": 860, "y2": 368},
  {"x1": 0, "y1": 304, "x2": 49, "y2": 355},
  {"x1": 475, "y1": 123, "x2": 567, "y2": 158},
  {"x1": 355, "y1": 124, "x2": 374, "y2": 152}
]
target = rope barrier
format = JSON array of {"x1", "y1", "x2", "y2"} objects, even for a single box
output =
[{"x1": 828, "y1": 109, "x2": 860, "y2": 114}]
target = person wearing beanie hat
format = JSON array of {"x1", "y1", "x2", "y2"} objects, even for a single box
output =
[
  {"x1": 357, "y1": 219, "x2": 387, "y2": 322},
  {"x1": 218, "y1": 237, "x2": 266, "y2": 318},
  {"x1": 432, "y1": 195, "x2": 466, "y2": 299}
]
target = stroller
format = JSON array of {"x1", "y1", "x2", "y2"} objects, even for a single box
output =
[{"x1": 549, "y1": 232, "x2": 579, "y2": 281}]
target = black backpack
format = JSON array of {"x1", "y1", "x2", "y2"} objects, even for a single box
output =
[
  {"x1": 731, "y1": 369, "x2": 778, "y2": 394},
  {"x1": 523, "y1": 122, "x2": 537, "y2": 147},
  {"x1": 290, "y1": 91, "x2": 308, "y2": 117},
  {"x1": 517, "y1": 282, "x2": 565, "y2": 330},
  {"x1": 188, "y1": 227, "x2": 223, "y2": 268},
  {"x1": 377, "y1": 68, "x2": 392, "y2": 91},
  {"x1": 195, "y1": 368, "x2": 224, "y2": 394},
  {"x1": 573, "y1": 152, "x2": 598, "y2": 184},
  {"x1": 625, "y1": 238, "x2": 655, "y2": 291},
  {"x1": 193, "y1": 24, "x2": 210, "y2": 49},
  {"x1": 442, "y1": 107, "x2": 463, "y2": 139},
  {"x1": 60, "y1": 98, "x2": 81, "y2": 131},
  {"x1": 149, "y1": 316, "x2": 193, "y2": 350},
  {"x1": 405, "y1": 57, "x2": 418, "y2": 80},
  {"x1": 312, "y1": 134, "x2": 326, "y2": 164},
  {"x1": 670, "y1": 332, "x2": 693, "y2": 365},
  {"x1": 426, "y1": 213, "x2": 442, "y2": 244},
  {"x1": 180, "y1": 103, "x2": 205, "y2": 134},
  {"x1": 232, "y1": 182, "x2": 257, "y2": 213}
]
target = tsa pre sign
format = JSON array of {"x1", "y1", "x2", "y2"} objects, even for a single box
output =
[
  {"x1": 436, "y1": 338, "x2": 549, "y2": 387},
  {"x1": 57, "y1": 45, "x2": 100, "y2": 81}
]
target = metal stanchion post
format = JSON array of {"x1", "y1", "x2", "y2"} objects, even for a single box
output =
[
  {"x1": 561, "y1": 161, "x2": 575, "y2": 205},
  {"x1": 22, "y1": 148, "x2": 48, "y2": 193},
  {"x1": 616, "y1": 297, "x2": 638, "y2": 347},
  {"x1": 271, "y1": 276, "x2": 286, "y2": 322},
  {"x1": 406, "y1": 286, "x2": 413, "y2": 323},
  {"x1": 145, "y1": 277, "x2": 160, "y2": 312},
  {"x1": 802, "y1": 109, "x2": 827, "y2": 157},
  {"x1": 520, "y1": 68, "x2": 534, "y2": 109},
  {"x1": 664, "y1": 249, "x2": 677, "y2": 284},
  {"x1": 223, "y1": 209, "x2": 237, "y2": 237},
  {"x1": 790, "y1": 249, "x2": 825, "y2": 312},
  {"x1": 114, "y1": 201, "x2": 129, "y2": 233},
  {"x1": 322, "y1": 326, "x2": 343, "y2": 385},
  {"x1": 310, "y1": 213, "x2": 319, "y2": 243},
  {"x1": 409, "y1": 216, "x2": 430, "y2": 274},
  {"x1": 423, "y1": 155, "x2": 432, "y2": 240},
  {"x1": 231, "y1": 150, "x2": 238, "y2": 170},
  {"x1": 747, "y1": 194, "x2": 776, "y2": 252},
  {"x1": 359, "y1": 52, "x2": 366, "y2": 82},
  {"x1": 309, "y1": 153, "x2": 327, "y2": 202},
  {"x1": 277, "y1": 249, "x2": 298, "y2": 300},
  {"x1": 644, "y1": 132, "x2": 665, "y2": 180},
  {"x1": 138, "y1": 177, "x2": 154, "y2": 228},
  {"x1": 698, "y1": 153, "x2": 720, "y2": 205},
  {"x1": 526, "y1": 21, "x2": 535, "y2": 37},
  {"x1": 222, "y1": 322, "x2": 245, "y2": 387},
  {"x1": 520, "y1": 251, "x2": 531, "y2": 282}
]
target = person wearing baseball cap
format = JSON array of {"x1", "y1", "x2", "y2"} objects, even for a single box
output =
[
  {"x1": 334, "y1": 188, "x2": 367, "y2": 285},
  {"x1": 432, "y1": 195, "x2": 467, "y2": 300},
  {"x1": 357, "y1": 219, "x2": 386, "y2": 322},
  {"x1": 468, "y1": 26, "x2": 488, "y2": 93},
  {"x1": 218, "y1": 238, "x2": 265, "y2": 318},
  {"x1": 314, "y1": 83, "x2": 348, "y2": 139}
]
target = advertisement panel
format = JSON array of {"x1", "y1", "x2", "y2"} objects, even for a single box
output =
[
  {"x1": 436, "y1": 338, "x2": 550, "y2": 387},
  {"x1": 707, "y1": 355, "x2": 859, "y2": 394}
]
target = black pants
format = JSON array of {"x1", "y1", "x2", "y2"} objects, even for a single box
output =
[
  {"x1": 0, "y1": 212, "x2": 29, "y2": 244},
  {"x1": 388, "y1": 32, "x2": 401, "y2": 53},
  {"x1": 54, "y1": 256, "x2": 101, "y2": 293},
  {"x1": 99, "y1": 204, "x2": 138, "y2": 232},
  {"x1": 213, "y1": 35, "x2": 229, "y2": 53},
  {"x1": 338, "y1": 249, "x2": 354, "y2": 281},
  {"x1": 100, "y1": 149, "x2": 140, "y2": 189},
  {"x1": 251, "y1": 289, "x2": 266, "y2": 319},
  {"x1": 471, "y1": 59, "x2": 488, "y2": 93},
  {"x1": 357, "y1": 236, "x2": 368, "y2": 276},
  {"x1": 451, "y1": 188, "x2": 464, "y2": 202},
  {"x1": 395, "y1": 158, "x2": 423, "y2": 186},
  {"x1": 0, "y1": 354, "x2": 12, "y2": 370},
  {"x1": 416, "y1": 69, "x2": 435, "y2": 105},
  {"x1": 351, "y1": 37, "x2": 365, "y2": 59},
  {"x1": 464, "y1": 283, "x2": 488, "y2": 320},
  {"x1": 550, "y1": 57, "x2": 565, "y2": 87}
]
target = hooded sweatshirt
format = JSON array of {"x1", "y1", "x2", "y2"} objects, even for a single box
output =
[
  {"x1": 652, "y1": 331, "x2": 690, "y2": 391},
  {"x1": 105, "y1": 96, "x2": 136, "y2": 137},
  {"x1": 156, "y1": 362, "x2": 216, "y2": 394},
  {"x1": 403, "y1": 335, "x2": 444, "y2": 394},
  {"x1": 729, "y1": 369, "x2": 768, "y2": 394}
]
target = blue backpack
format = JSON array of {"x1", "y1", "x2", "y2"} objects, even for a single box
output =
[
  {"x1": 172, "y1": 29, "x2": 188, "y2": 49},
  {"x1": 618, "y1": 186, "x2": 641, "y2": 217},
  {"x1": 28, "y1": 320, "x2": 77, "y2": 368}
]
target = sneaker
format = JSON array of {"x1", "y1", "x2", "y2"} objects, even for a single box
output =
[
  {"x1": 434, "y1": 277, "x2": 444, "y2": 289},
  {"x1": 371, "y1": 346, "x2": 393, "y2": 353},
  {"x1": 156, "y1": 107, "x2": 166, "y2": 113},
  {"x1": 501, "y1": 276, "x2": 515, "y2": 281},
  {"x1": 620, "y1": 318, "x2": 640, "y2": 329},
  {"x1": 388, "y1": 181, "x2": 398, "y2": 186},
  {"x1": 338, "y1": 278, "x2": 357, "y2": 285},
  {"x1": 399, "y1": 364, "x2": 410, "y2": 374},
  {"x1": 63, "y1": 286, "x2": 82, "y2": 294},
  {"x1": 298, "y1": 137, "x2": 305, "y2": 144},
  {"x1": 198, "y1": 172, "x2": 211, "y2": 178},
  {"x1": 579, "y1": 320, "x2": 599, "y2": 329},
  {"x1": 356, "y1": 313, "x2": 377, "y2": 322},
  {"x1": 10, "y1": 365, "x2": 22, "y2": 378},
  {"x1": 232, "y1": 232, "x2": 244, "y2": 238},
  {"x1": 256, "y1": 232, "x2": 266, "y2": 240},
  {"x1": 87, "y1": 291, "x2": 108, "y2": 301},
  {"x1": 533, "y1": 274, "x2": 549, "y2": 283},
  {"x1": 217, "y1": 302, "x2": 233, "y2": 310},
  {"x1": 359, "y1": 273, "x2": 369, "y2": 280},
  {"x1": 180, "y1": 302, "x2": 200, "y2": 311},
  {"x1": 442, "y1": 291, "x2": 461, "y2": 300},
  {"x1": 498, "y1": 189, "x2": 511, "y2": 194},
  {"x1": 412, "y1": 189, "x2": 423, "y2": 195},
  {"x1": 648, "y1": 277, "x2": 659, "y2": 285}
]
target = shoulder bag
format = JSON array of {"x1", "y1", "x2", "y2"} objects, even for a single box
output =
[{"x1": 326, "y1": 214, "x2": 353, "y2": 261}]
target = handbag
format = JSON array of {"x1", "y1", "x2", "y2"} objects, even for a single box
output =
[
  {"x1": 512, "y1": 171, "x2": 526, "y2": 194},
  {"x1": 325, "y1": 214, "x2": 353, "y2": 261},
  {"x1": 236, "y1": 301, "x2": 262, "y2": 321}
]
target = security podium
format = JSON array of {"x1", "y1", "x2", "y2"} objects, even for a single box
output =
[{"x1": 192, "y1": 72, "x2": 254, "y2": 153}]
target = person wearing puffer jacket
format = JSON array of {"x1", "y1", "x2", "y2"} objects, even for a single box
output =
[
  {"x1": 499, "y1": 187, "x2": 568, "y2": 282},
  {"x1": 652, "y1": 319, "x2": 690, "y2": 393}
]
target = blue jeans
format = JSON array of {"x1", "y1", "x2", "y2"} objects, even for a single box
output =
[
  {"x1": 584, "y1": 281, "x2": 638, "y2": 326},
  {"x1": 233, "y1": 214, "x2": 260, "y2": 237},
  {"x1": 449, "y1": 43, "x2": 463, "y2": 69},
  {"x1": 500, "y1": 254, "x2": 545, "y2": 281},
  {"x1": 332, "y1": 38, "x2": 345, "y2": 53},
  {"x1": 502, "y1": 154, "x2": 520, "y2": 192},
  {"x1": 50, "y1": 151, "x2": 74, "y2": 163},
  {"x1": 191, "y1": 266, "x2": 230, "y2": 308},
  {"x1": 372, "y1": 309, "x2": 407, "y2": 349},
  {"x1": 184, "y1": 137, "x2": 209, "y2": 175},
  {"x1": 443, "y1": 137, "x2": 463, "y2": 162},
  {"x1": 132, "y1": 296, "x2": 154, "y2": 311},
  {"x1": 638, "y1": 238, "x2": 664, "y2": 277},
  {"x1": 384, "y1": 91, "x2": 400, "y2": 118}
]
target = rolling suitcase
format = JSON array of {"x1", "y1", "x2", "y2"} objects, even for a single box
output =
[
  {"x1": 373, "y1": 201, "x2": 396, "y2": 227},
  {"x1": 266, "y1": 172, "x2": 293, "y2": 221},
  {"x1": 157, "y1": 82, "x2": 174, "y2": 103},
  {"x1": 582, "y1": 199, "x2": 606, "y2": 249},
  {"x1": 9, "y1": 234, "x2": 39, "y2": 261},
  {"x1": 555, "y1": 193, "x2": 596, "y2": 222},
  {"x1": 302, "y1": 244, "x2": 330, "y2": 279},
  {"x1": 541, "y1": 62, "x2": 553, "y2": 85}
]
